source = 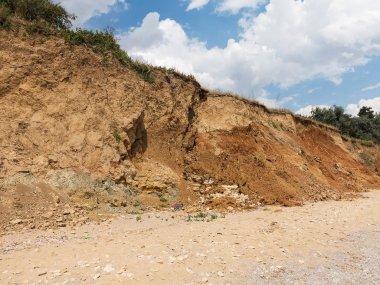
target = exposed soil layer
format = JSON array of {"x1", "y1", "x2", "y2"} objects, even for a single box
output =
[{"x1": 0, "y1": 29, "x2": 379, "y2": 232}]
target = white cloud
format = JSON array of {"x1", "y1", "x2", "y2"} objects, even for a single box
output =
[
  {"x1": 362, "y1": 82, "x2": 380, "y2": 92},
  {"x1": 346, "y1": 97, "x2": 380, "y2": 116},
  {"x1": 296, "y1": 105, "x2": 330, "y2": 116},
  {"x1": 216, "y1": 0, "x2": 266, "y2": 14},
  {"x1": 120, "y1": 0, "x2": 380, "y2": 108},
  {"x1": 187, "y1": 0, "x2": 210, "y2": 11},
  {"x1": 186, "y1": 0, "x2": 266, "y2": 13},
  {"x1": 57, "y1": 0, "x2": 127, "y2": 26}
]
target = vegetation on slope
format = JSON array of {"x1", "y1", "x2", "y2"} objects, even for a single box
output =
[
  {"x1": 310, "y1": 106, "x2": 380, "y2": 145},
  {"x1": 63, "y1": 28, "x2": 154, "y2": 83},
  {"x1": 0, "y1": 0, "x2": 74, "y2": 29},
  {"x1": 0, "y1": 0, "x2": 156, "y2": 82}
]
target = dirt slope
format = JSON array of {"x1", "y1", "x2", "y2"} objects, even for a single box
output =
[{"x1": 0, "y1": 29, "x2": 379, "y2": 231}]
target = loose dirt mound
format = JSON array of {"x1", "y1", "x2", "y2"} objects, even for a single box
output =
[{"x1": 0, "y1": 29, "x2": 379, "y2": 232}]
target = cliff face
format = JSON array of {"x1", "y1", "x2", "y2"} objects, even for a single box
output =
[{"x1": 0, "y1": 29, "x2": 379, "y2": 228}]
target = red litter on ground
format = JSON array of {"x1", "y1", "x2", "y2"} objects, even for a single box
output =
[{"x1": 172, "y1": 203, "x2": 184, "y2": 210}]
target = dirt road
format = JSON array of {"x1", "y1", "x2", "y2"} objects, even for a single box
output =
[{"x1": 1, "y1": 191, "x2": 379, "y2": 285}]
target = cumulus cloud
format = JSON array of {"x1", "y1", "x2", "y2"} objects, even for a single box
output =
[
  {"x1": 187, "y1": 0, "x2": 210, "y2": 11},
  {"x1": 346, "y1": 97, "x2": 380, "y2": 116},
  {"x1": 57, "y1": 0, "x2": 127, "y2": 26},
  {"x1": 120, "y1": 0, "x2": 380, "y2": 107},
  {"x1": 296, "y1": 105, "x2": 330, "y2": 116}
]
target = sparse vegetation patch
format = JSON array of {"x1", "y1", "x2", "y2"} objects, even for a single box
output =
[{"x1": 186, "y1": 212, "x2": 222, "y2": 222}]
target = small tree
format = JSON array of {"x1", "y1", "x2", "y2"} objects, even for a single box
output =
[{"x1": 358, "y1": 106, "x2": 375, "y2": 119}]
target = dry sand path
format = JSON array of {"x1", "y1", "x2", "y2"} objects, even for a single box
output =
[{"x1": 1, "y1": 191, "x2": 380, "y2": 285}]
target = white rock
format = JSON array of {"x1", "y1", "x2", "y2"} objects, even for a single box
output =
[
  {"x1": 102, "y1": 264, "x2": 114, "y2": 273},
  {"x1": 169, "y1": 256, "x2": 176, "y2": 263},
  {"x1": 221, "y1": 185, "x2": 239, "y2": 191}
]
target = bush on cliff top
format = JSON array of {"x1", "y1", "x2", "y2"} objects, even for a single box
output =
[
  {"x1": 310, "y1": 106, "x2": 380, "y2": 145},
  {"x1": 63, "y1": 28, "x2": 154, "y2": 83},
  {"x1": 0, "y1": 0, "x2": 155, "y2": 82},
  {"x1": 0, "y1": 0, "x2": 75, "y2": 29}
]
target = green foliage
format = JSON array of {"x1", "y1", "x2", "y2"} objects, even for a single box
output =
[
  {"x1": 159, "y1": 197, "x2": 168, "y2": 203},
  {"x1": 25, "y1": 20, "x2": 53, "y2": 35},
  {"x1": 210, "y1": 214, "x2": 218, "y2": 220},
  {"x1": 310, "y1": 106, "x2": 380, "y2": 145},
  {"x1": 63, "y1": 29, "x2": 130, "y2": 64},
  {"x1": 130, "y1": 60, "x2": 154, "y2": 83},
  {"x1": 195, "y1": 212, "x2": 207, "y2": 219},
  {"x1": 112, "y1": 129, "x2": 122, "y2": 143},
  {"x1": 63, "y1": 28, "x2": 154, "y2": 82},
  {"x1": 1, "y1": 0, "x2": 154, "y2": 82},
  {"x1": 358, "y1": 106, "x2": 375, "y2": 119},
  {"x1": 186, "y1": 212, "x2": 220, "y2": 222},
  {"x1": 0, "y1": 0, "x2": 75, "y2": 29},
  {"x1": 0, "y1": 4, "x2": 11, "y2": 28}
]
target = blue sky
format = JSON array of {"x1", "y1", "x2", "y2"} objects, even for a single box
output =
[{"x1": 58, "y1": 0, "x2": 380, "y2": 115}]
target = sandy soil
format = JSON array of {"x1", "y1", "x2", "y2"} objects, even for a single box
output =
[{"x1": 1, "y1": 191, "x2": 379, "y2": 285}]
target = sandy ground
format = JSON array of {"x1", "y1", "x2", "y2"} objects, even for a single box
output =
[{"x1": 0, "y1": 191, "x2": 379, "y2": 285}]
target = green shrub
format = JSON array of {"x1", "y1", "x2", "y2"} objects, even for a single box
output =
[
  {"x1": 1, "y1": 0, "x2": 154, "y2": 82},
  {"x1": 25, "y1": 21, "x2": 53, "y2": 35},
  {"x1": 195, "y1": 212, "x2": 206, "y2": 219},
  {"x1": 0, "y1": 4, "x2": 11, "y2": 28},
  {"x1": 63, "y1": 28, "x2": 154, "y2": 83},
  {"x1": 311, "y1": 106, "x2": 380, "y2": 145},
  {"x1": 130, "y1": 60, "x2": 154, "y2": 83},
  {"x1": 0, "y1": 0, "x2": 75, "y2": 29},
  {"x1": 112, "y1": 129, "x2": 122, "y2": 143},
  {"x1": 210, "y1": 214, "x2": 218, "y2": 220},
  {"x1": 64, "y1": 29, "x2": 130, "y2": 64}
]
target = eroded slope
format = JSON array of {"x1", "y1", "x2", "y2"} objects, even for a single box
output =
[{"x1": 0, "y1": 29, "x2": 379, "y2": 231}]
